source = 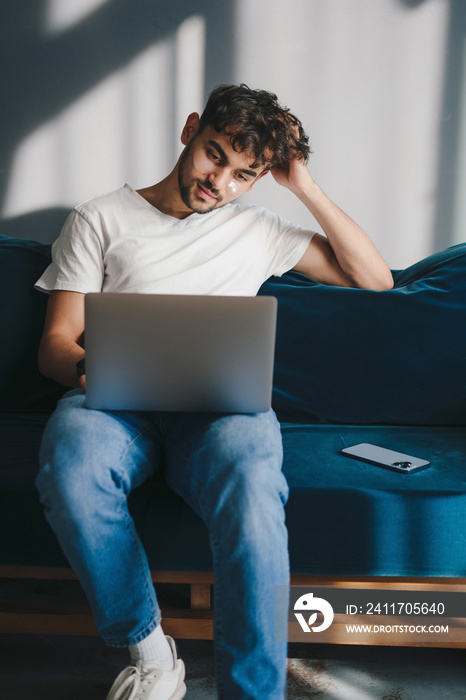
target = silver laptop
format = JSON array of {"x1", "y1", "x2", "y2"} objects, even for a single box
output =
[{"x1": 84, "y1": 293, "x2": 277, "y2": 413}]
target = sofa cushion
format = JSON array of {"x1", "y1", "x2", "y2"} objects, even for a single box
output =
[
  {"x1": 0, "y1": 235, "x2": 66, "y2": 411},
  {"x1": 260, "y1": 242, "x2": 466, "y2": 425},
  {"x1": 282, "y1": 423, "x2": 466, "y2": 577},
  {"x1": 137, "y1": 424, "x2": 466, "y2": 577},
  {"x1": 1, "y1": 415, "x2": 464, "y2": 577}
]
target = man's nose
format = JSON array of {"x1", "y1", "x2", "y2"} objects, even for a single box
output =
[{"x1": 208, "y1": 167, "x2": 230, "y2": 191}]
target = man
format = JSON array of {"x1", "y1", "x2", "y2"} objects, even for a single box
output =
[{"x1": 35, "y1": 84, "x2": 393, "y2": 700}]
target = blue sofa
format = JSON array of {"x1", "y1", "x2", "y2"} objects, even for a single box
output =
[{"x1": 1, "y1": 234, "x2": 465, "y2": 645}]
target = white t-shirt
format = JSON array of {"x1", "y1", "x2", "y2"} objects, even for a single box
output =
[{"x1": 35, "y1": 184, "x2": 315, "y2": 296}]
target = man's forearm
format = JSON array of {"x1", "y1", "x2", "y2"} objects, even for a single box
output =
[
  {"x1": 296, "y1": 178, "x2": 393, "y2": 291},
  {"x1": 38, "y1": 333, "x2": 85, "y2": 388}
]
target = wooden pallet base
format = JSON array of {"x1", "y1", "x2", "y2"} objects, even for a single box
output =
[{"x1": 1, "y1": 566, "x2": 464, "y2": 648}]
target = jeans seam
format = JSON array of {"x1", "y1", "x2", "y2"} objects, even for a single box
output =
[
  {"x1": 122, "y1": 505, "x2": 160, "y2": 642},
  {"x1": 164, "y1": 436, "x2": 228, "y2": 694},
  {"x1": 108, "y1": 423, "x2": 161, "y2": 646},
  {"x1": 188, "y1": 471, "x2": 228, "y2": 699}
]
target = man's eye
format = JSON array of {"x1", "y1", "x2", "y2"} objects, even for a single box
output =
[
  {"x1": 235, "y1": 173, "x2": 248, "y2": 183},
  {"x1": 208, "y1": 150, "x2": 221, "y2": 162}
]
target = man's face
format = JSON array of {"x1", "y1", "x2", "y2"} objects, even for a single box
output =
[{"x1": 178, "y1": 126, "x2": 266, "y2": 214}]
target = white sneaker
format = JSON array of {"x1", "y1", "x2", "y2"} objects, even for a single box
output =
[{"x1": 106, "y1": 636, "x2": 186, "y2": 700}]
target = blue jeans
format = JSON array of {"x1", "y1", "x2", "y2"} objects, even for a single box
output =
[{"x1": 36, "y1": 389, "x2": 290, "y2": 699}]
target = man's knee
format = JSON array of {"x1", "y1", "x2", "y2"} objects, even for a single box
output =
[
  {"x1": 194, "y1": 411, "x2": 288, "y2": 513},
  {"x1": 206, "y1": 410, "x2": 282, "y2": 464},
  {"x1": 36, "y1": 392, "x2": 141, "y2": 512}
]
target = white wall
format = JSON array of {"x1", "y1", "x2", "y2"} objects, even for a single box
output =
[
  {"x1": 234, "y1": 0, "x2": 450, "y2": 268},
  {"x1": 2, "y1": 0, "x2": 464, "y2": 269}
]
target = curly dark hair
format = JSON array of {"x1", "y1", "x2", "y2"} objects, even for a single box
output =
[{"x1": 198, "y1": 84, "x2": 311, "y2": 169}]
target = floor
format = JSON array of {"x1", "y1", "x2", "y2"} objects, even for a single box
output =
[
  {"x1": 0, "y1": 633, "x2": 465, "y2": 700},
  {"x1": 1, "y1": 578, "x2": 465, "y2": 699}
]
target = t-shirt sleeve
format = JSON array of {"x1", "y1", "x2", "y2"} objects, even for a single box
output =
[
  {"x1": 261, "y1": 209, "x2": 316, "y2": 279},
  {"x1": 35, "y1": 209, "x2": 105, "y2": 294}
]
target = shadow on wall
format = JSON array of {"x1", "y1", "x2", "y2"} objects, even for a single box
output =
[
  {"x1": 0, "y1": 0, "x2": 235, "y2": 243},
  {"x1": 400, "y1": 0, "x2": 466, "y2": 250},
  {"x1": 0, "y1": 209, "x2": 70, "y2": 245},
  {"x1": 3, "y1": 1, "x2": 466, "y2": 250}
]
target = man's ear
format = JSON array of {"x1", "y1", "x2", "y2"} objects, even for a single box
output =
[
  {"x1": 181, "y1": 113, "x2": 200, "y2": 146},
  {"x1": 246, "y1": 168, "x2": 270, "y2": 192}
]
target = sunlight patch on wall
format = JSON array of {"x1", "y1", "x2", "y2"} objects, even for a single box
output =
[
  {"x1": 4, "y1": 14, "x2": 206, "y2": 219},
  {"x1": 3, "y1": 41, "x2": 175, "y2": 217},
  {"x1": 175, "y1": 15, "x2": 206, "y2": 138},
  {"x1": 45, "y1": 0, "x2": 111, "y2": 34}
]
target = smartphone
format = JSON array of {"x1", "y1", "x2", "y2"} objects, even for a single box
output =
[{"x1": 340, "y1": 443, "x2": 430, "y2": 473}]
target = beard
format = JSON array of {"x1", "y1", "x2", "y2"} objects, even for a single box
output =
[{"x1": 178, "y1": 143, "x2": 224, "y2": 214}]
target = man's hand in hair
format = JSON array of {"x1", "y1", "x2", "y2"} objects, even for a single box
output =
[{"x1": 270, "y1": 152, "x2": 313, "y2": 196}]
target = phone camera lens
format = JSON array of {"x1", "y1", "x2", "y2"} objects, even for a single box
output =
[{"x1": 393, "y1": 461, "x2": 412, "y2": 469}]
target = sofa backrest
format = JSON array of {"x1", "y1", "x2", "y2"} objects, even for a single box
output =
[
  {"x1": 1, "y1": 233, "x2": 465, "y2": 425},
  {"x1": 260, "y1": 242, "x2": 466, "y2": 425},
  {"x1": 0, "y1": 235, "x2": 66, "y2": 412}
]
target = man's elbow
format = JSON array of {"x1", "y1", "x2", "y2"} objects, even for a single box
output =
[
  {"x1": 363, "y1": 275, "x2": 394, "y2": 292},
  {"x1": 37, "y1": 339, "x2": 53, "y2": 379},
  {"x1": 372, "y1": 270, "x2": 394, "y2": 292},
  {"x1": 37, "y1": 333, "x2": 63, "y2": 381},
  {"x1": 350, "y1": 267, "x2": 394, "y2": 292}
]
